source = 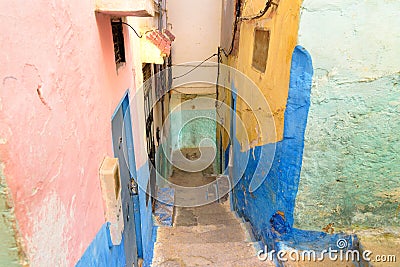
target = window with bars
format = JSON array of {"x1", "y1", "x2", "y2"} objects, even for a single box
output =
[{"x1": 111, "y1": 19, "x2": 126, "y2": 67}]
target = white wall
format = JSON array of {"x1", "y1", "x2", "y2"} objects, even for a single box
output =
[
  {"x1": 167, "y1": 0, "x2": 222, "y2": 64},
  {"x1": 167, "y1": 0, "x2": 222, "y2": 94},
  {"x1": 298, "y1": 0, "x2": 400, "y2": 81}
]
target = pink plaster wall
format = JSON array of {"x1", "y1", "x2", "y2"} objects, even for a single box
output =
[{"x1": 0, "y1": 1, "x2": 138, "y2": 266}]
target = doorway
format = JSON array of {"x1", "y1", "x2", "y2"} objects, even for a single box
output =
[{"x1": 111, "y1": 91, "x2": 142, "y2": 266}]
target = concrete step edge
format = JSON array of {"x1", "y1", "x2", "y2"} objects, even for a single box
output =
[{"x1": 154, "y1": 241, "x2": 257, "y2": 246}]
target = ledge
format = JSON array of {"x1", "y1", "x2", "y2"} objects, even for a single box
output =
[{"x1": 95, "y1": 0, "x2": 155, "y2": 17}]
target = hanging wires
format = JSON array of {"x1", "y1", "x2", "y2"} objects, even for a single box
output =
[
  {"x1": 121, "y1": 21, "x2": 143, "y2": 38},
  {"x1": 239, "y1": 0, "x2": 277, "y2": 21},
  {"x1": 221, "y1": 0, "x2": 277, "y2": 57},
  {"x1": 221, "y1": 0, "x2": 242, "y2": 57},
  {"x1": 172, "y1": 53, "x2": 218, "y2": 80},
  {"x1": 216, "y1": 47, "x2": 221, "y2": 107}
]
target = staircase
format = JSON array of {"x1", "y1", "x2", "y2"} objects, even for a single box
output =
[{"x1": 152, "y1": 169, "x2": 273, "y2": 266}]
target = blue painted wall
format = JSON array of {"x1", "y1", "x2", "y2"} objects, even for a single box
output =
[
  {"x1": 76, "y1": 223, "x2": 126, "y2": 267},
  {"x1": 156, "y1": 136, "x2": 173, "y2": 187},
  {"x1": 136, "y1": 162, "x2": 157, "y2": 267},
  {"x1": 231, "y1": 45, "x2": 312, "y2": 238},
  {"x1": 230, "y1": 46, "x2": 357, "y2": 262},
  {"x1": 77, "y1": 162, "x2": 156, "y2": 267}
]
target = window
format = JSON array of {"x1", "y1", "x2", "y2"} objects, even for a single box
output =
[
  {"x1": 252, "y1": 28, "x2": 270, "y2": 73},
  {"x1": 111, "y1": 19, "x2": 126, "y2": 66}
]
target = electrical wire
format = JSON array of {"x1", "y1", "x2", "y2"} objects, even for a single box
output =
[
  {"x1": 215, "y1": 46, "x2": 228, "y2": 109},
  {"x1": 221, "y1": 0, "x2": 277, "y2": 57},
  {"x1": 239, "y1": 0, "x2": 276, "y2": 21},
  {"x1": 216, "y1": 47, "x2": 221, "y2": 107},
  {"x1": 121, "y1": 21, "x2": 143, "y2": 38},
  {"x1": 221, "y1": 0, "x2": 242, "y2": 57},
  {"x1": 172, "y1": 53, "x2": 218, "y2": 80}
]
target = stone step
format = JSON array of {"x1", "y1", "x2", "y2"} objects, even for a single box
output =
[
  {"x1": 174, "y1": 214, "x2": 240, "y2": 227},
  {"x1": 174, "y1": 202, "x2": 240, "y2": 227},
  {"x1": 176, "y1": 206, "x2": 233, "y2": 218},
  {"x1": 189, "y1": 202, "x2": 232, "y2": 214},
  {"x1": 156, "y1": 224, "x2": 246, "y2": 244},
  {"x1": 196, "y1": 215, "x2": 239, "y2": 226},
  {"x1": 222, "y1": 256, "x2": 274, "y2": 267},
  {"x1": 152, "y1": 241, "x2": 272, "y2": 267},
  {"x1": 152, "y1": 171, "x2": 263, "y2": 267}
]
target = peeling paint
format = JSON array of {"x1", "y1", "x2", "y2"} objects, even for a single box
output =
[
  {"x1": 26, "y1": 192, "x2": 69, "y2": 266},
  {"x1": 231, "y1": 0, "x2": 303, "y2": 145},
  {"x1": 36, "y1": 84, "x2": 52, "y2": 110},
  {"x1": 0, "y1": 163, "x2": 27, "y2": 266},
  {"x1": 295, "y1": 0, "x2": 400, "y2": 232}
]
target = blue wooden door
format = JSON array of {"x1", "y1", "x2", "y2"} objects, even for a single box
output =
[{"x1": 112, "y1": 92, "x2": 141, "y2": 266}]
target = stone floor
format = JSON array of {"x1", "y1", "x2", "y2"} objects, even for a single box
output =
[
  {"x1": 353, "y1": 229, "x2": 400, "y2": 267},
  {"x1": 152, "y1": 168, "x2": 270, "y2": 267}
]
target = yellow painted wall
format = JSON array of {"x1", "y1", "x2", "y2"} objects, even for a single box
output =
[{"x1": 219, "y1": 0, "x2": 302, "y2": 150}]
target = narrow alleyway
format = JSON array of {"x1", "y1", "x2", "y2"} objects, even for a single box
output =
[{"x1": 152, "y1": 156, "x2": 271, "y2": 267}]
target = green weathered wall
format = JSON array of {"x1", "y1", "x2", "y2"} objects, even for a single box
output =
[
  {"x1": 169, "y1": 94, "x2": 217, "y2": 173},
  {"x1": 294, "y1": 0, "x2": 400, "y2": 231},
  {"x1": 295, "y1": 74, "x2": 400, "y2": 230},
  {"x1": 0, "y1": 164, "x2": 22, "y2": 266},
  {"x1": 170, "y1": 94, "x2": 216, "y2": 151},
  {"x1": 178, "y1": 113, "x2": 216, "y2": 149}
]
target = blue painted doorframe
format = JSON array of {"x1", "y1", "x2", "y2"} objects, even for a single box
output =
[{"x1": 111, "y1": 90, "x2": 143, "y2": 265}]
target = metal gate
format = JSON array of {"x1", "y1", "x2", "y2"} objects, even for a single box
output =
[{"x1": 142, "y1": 63, "x2": 157, "y2": 209}]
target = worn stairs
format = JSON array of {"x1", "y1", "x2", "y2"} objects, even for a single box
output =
[{"x1": 152, "y1": 166, "x2": 273, "y2": 266}]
